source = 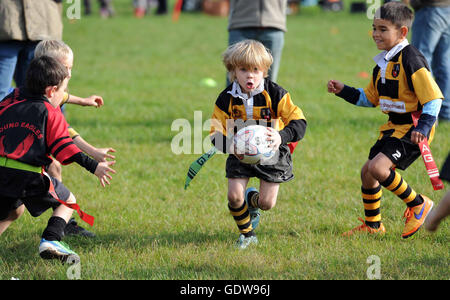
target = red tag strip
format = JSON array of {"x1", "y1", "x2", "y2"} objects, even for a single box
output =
[
  {"x1": 411, "y1": 111, "x2": 444, "y2": 191},
  {"x1": 288, "y1": 142, "x2": 298, "y2": 154},
  {"x1": 48, "y1": 180, "x2": 95, "y2": 226}
]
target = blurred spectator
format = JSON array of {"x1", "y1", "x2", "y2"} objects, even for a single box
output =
[
  {"x1": 227, "y1": 0, "x2": 287, "y2": 85},
  {"x1": 84, "y1": 0, "x2": 115, "y2": 18},
  {"x1": 133, "y1": 0, "x2": 168, "y2": 18},
  {"x1": 0, "y1": 0, "x2": 63, "y2": 100},
  {"x1": 407, "y1": 0, "x2": 450, "y2": 121}
]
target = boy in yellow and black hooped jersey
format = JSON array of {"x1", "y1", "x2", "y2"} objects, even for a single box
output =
[
  {"x1": 327, "y1": 2, "x2": 443, "y2": 239},
  {"x1": 210, "y1": 40, "x2": 307, "y2": 249}
]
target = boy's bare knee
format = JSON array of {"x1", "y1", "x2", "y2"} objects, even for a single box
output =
[
  {"x1": 227, "y1": 192, "x2": 243, "y2": 208},
  {"x1": 258, "y1": 195, "x2": 276, "y2": 211}
]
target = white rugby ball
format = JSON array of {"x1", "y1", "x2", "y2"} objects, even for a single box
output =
[{"x1": 233, "y1": 125, "x2": 275, "y2": 165}]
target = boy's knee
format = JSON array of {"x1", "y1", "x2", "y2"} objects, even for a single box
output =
[
  {"x1": 258, "y1": 194, "x2": 276, "y2": 211},
  {"x1": 366, "y1": 161, "x2": 388, "y2": 181},
  {"x1": 227, "y1": 192, "x2": 243, "y2": 208}
]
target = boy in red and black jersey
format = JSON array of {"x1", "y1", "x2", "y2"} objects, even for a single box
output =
[{"x1": 0, "y1": 56, "x2": 115, "y2": 263}]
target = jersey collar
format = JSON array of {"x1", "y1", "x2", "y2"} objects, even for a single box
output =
[{"x1": 373, "y1": 39, "x2": 409, "y2": 66}]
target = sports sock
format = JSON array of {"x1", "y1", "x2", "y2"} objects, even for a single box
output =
[
  {"x1": 42, "y1": 216, "x2": 67, "y2": 241},
  {"x1": 381, "y1": 169, "x2": 424, "y2": 207},
  {"x1": 362, "y1": 185, "x2": 382, "y2": 229},
  {"x1": 228, "y1": 201, "x2": 254, "y2": 237},
  {"x1": 247, "y1": 191, "x2": 259, "y2": 209}
]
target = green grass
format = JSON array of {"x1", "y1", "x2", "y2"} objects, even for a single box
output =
[{"x1": 0, "y1": 0, "x2": 448, "y2": 280}]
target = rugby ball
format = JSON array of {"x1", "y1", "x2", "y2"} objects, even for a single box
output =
[{"x1": 233, "y1": 125, "x2": 275, "y2": 165}]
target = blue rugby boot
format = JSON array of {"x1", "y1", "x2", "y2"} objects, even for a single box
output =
[{"x1": 245, "y1": 187, "x2": 261, "y2": 230}]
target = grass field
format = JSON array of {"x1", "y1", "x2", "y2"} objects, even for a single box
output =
[{"x1": 0, "y1": 0, "x2": 448, "y2": 281}]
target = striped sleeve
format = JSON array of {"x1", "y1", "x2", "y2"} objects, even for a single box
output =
[
  {"x1": 210, "y1": 93, "x2": 233, "y2": 153},
  {"x1": 45, "y1": 103, "x2": 81, "y2": 164},
  {"x1": 276, "y1": 92, "x2": 307, "y2": 144}
]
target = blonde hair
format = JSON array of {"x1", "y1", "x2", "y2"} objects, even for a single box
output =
[
  {"x1": 223, "y1": 40, "x2": 273, "y2": 82},
  {"x1": 34, "y1": 40, "x2": 73, "y2": 61}
]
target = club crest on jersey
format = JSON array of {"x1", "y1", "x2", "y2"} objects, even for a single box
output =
[
  {"x1": 260, "y1": 108, "x2": 271, "y2": 120},
  {"x1": 232, "y1": 108, "x2": 242, "y2": 118},
  {"x1": 392, "y1": 63, "x2": 400, "y2": 78}
]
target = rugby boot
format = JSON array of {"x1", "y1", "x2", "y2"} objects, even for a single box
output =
[
  {"x1": 342, "y1": 218, "x2": 386, "y2": 237},
  {"x1": 39, "y1": 238, "x2": 80, "y2": 264},
  {"x1": 402, "y1": 195, "x2": 434, "y2": 239}
]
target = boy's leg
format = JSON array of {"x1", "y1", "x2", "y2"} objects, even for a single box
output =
[
  {"x1": 425, "y1": 190, "x2": 450, "y2": 232},
  {"x1": 360, "y1": 159, "x2": 384, "y2": 229},
  {"x1": 228, "y1": 178, "x2": 257, "y2": 248},
  {"x1": 426, "y1": 154, "x2": 450, "y2": 231},
  {"x1": 41, "y1": 192, "x2": 76, "y2": 242},
  {"x1": 258, "y1": 180, "x2": 280, "y2": 211},
  {"x1": 0, "y1": 204, "x2": 25, "y2": 235},
  {"x1": 370, "y1": 153, "x2": 433, "y2": 238},
  {"x1": 228, "y1": 178, "x2": 253, "y2": 235},
  {"x1": 343, "y1": 159, "x2": 386, "y2": 236},
  {"x1": 39, "y1": 192, "x2": 80, "y2": 263}
]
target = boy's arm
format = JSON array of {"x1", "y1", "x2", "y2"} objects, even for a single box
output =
[
  {"x1": 210, "y1": 96, "x2": 234, "y2": 153},
  {"x1": 412, "y1": 99, "x2": 442, "y2": 143},
  {"x1": 46, "y1": 105, "x2": 115, "y2": 185},
  {"x1": 72, "y1": 135, "x2": 116, "y2": 162},
  {"x1": 66, "y1": 94, "x2": 104, "y2": 107},
  {"x1": 277, "y1": 93, "x2": 307, "y2": 144},
  {"x1": 63, "y1": 152, "x2": 116, "y2": 187},
  {"x1": 328, "y1": 75, "x2": 379, "y2": 107}
]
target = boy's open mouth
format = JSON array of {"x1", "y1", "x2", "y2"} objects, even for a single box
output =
[{"x1": 246, "y1": 82, "x2": 254, "y2": 89}]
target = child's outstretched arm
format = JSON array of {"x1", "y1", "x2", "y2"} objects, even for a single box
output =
[
  {"x1": 67, "y1": 94, "x2": 104, "y2": 108},
  {"x1": 327, "y1": 80, "x2": 344, "y2": 94},
  {"x1": 94, "y1": 160, "x2": 116, "y2": 187},
  {"x1": 73, "y1": 135, "x2": 116, "y2": 162},
  {"x1": 327, "y1": 79, "x2": 375, "y2": 108}
]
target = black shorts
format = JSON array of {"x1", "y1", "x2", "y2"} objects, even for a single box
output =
[
  {"x1": 226, "y1": 144, "x2": 294, "y2": 183},
  {"x1": 0, "y1": 176, "x2": 70, "y2": 221},
  {"x1": 440, "y1": 153, "x2": 450, "y2": 183},
  {"x1": 369, "y1": 130, "x2": 420, "y2": 170}
]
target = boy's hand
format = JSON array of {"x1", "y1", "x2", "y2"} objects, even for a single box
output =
[
  {"x1": 92, "y1": 147, "x2": 116, "y2": 162},
  {"x1": 94, "y1": 160, "x2": 116, "y2": 187},
  {"x1": 327, "y1": 80, "x2": 344, "y2": 94},
  {"x1": 85, "y1": 95, "x2": 104, "y2": 107},
  {"x1": 266, "y1": 127, "x2": 281, "y2": 151},
  {"x1": 411, "y1": 130, "x2": 425, "y2": 144}
]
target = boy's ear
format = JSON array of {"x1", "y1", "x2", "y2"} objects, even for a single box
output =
[
  {"x1": 44, "y1": 85, "x2": 57, "y2": 99},
  {"x1": 400, "y1": 26, "x2": 409, "y2": 38}
]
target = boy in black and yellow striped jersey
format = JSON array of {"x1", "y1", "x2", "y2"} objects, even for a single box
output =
[
  {"x1": 328, "y1": 2, "x2": 443, "y2": 238},
  {"x1": 210, "y1": 40, "x2": 307, "y2": 249}
]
